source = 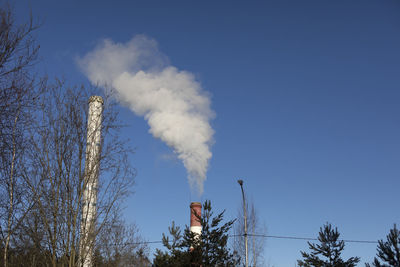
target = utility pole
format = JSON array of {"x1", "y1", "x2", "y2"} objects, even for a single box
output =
[{"x1": 237, "y1": 179, "x2": 248, "y2": 267}]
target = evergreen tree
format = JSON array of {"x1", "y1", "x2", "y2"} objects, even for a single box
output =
[
  {"x1": 153, "y1": 200, "x2": 240, "y2": 267},
  {"x1": 297, "y1": 223, "x2": 360, "y2": 267},
  {"x1": 366, "y1": 224, "x2": 400, "y2": 267}
]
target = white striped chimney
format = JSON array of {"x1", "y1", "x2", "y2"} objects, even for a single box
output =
[
  {"x1": 79, "y1": 96, "x2": 103, "y2": 267},
  {"x1": 190, "y1": 202, "x2": 202, "y2": 237}
]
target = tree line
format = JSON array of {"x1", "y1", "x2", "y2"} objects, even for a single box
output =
[
  {"x1": 153, "y1": 200, "x2": 400, "y2": 267},
  {"x1": 296, "y1": 222, "x2": 400, "y2": 267}
]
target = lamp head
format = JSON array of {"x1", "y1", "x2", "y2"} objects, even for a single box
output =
[{"x1": 237, "y1": 179, "x2": 243, "y2": 186}]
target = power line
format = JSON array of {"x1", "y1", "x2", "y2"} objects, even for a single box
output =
[
  {"x1": 242, "y1": 234, "x2": 378, "y2": 244},
  {"x1": 124, "y1": 233, "x2": 378, "y2": 246}
]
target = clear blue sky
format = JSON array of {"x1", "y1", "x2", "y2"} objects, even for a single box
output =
[{"x1": 14, "y1": 0, "x2": 400, "y2": 265}]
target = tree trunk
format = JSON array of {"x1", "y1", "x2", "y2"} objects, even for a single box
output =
[{"x1": 4, "y1": 108, "x2": 21, "y2": 267}]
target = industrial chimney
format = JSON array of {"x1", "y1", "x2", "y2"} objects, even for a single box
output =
[
  {"x1": 190, "y1": 202, "x2": 202, "y2": 236},
  {"x1": 79, "y1": 96, "x2": 103, "y2": 267}
]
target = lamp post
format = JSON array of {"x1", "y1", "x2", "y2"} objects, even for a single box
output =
[{"x1": 237, "y1": 179, "x2": 248, "y2": 267}]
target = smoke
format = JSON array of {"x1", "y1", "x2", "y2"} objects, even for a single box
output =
[{"x1": 78, "y1": 35, "x2": 214, "y2": 194}]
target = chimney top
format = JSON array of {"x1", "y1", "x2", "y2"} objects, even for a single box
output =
[
  {"x1": 89, "y1": 96, "x2": 104, "y2": 104},
  {"x1": 190, "y1": 202, "x2": 201, "y2": 207}
]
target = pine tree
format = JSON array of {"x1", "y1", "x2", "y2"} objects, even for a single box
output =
[
  {"x1": 153, "y1": 200, "x2": 240, "y2": 267},
  {"x1": 297, "y1": 223, "x2": 360, "y2": 267},
  {"x1": 367, "y1": 224, "x2": 400, "y2": 267}
]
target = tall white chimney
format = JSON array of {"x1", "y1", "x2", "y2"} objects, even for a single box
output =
[{"x1": 79, "y1": 96, "x2": 103, "y2": 267}]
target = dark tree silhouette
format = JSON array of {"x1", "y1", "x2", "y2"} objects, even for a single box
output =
[
  {"x1": 297, "y1": 223, "x2": 360, "y2": 267},
  {"x1": 153, "y1": 200, "x2": 240, "y2": 267},
  {"x1": 366, "y1": 224, "x2": 400, "y2": 267}
]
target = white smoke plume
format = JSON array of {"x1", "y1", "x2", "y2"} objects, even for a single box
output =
[{"x1": 78, "y1": 35, "x2": 214, "y2": 194}]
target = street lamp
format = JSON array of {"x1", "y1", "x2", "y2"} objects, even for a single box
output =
[{"x1": 237, "y1": 179, "x2": 248, "y2": 267}]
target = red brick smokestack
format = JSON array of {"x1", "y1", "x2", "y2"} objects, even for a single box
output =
[
  {"x1": 190, "y1": 202, "x2": 202, "y2": 256},
  {"x1": 190, "y1": 202, "x2": 202, "y2": 236}
]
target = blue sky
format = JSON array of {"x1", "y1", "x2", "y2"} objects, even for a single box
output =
[{"x1": 14, "y1": 0, "x2": 400, "y2": 265}]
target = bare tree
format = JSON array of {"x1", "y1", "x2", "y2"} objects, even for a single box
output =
[
  {"x1": 233, "y1": 199, "x2": 267, "y2": 267},
  {"x1": 21, "y1": 80, "x2": 135, "y2": 267},
  {"x1": 9, "y1": 201, "x2": 50, "y2": 266},
  {"x1": 0, "y1": 3, "x2": 40, "y2": 267},
  {"x1": 0, "y1": 4, "x2": 139, "y2": 267},
  {"x1": 95, "y1": 210, "x2": 150, "y2": 267}
]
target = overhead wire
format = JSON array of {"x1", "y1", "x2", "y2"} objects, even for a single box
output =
[
  {"x1": 241, "y1": 233, "x2": 378, "y2": 244},
  {"x1": 123, "y1": 233, "x2": 379, "y2": 246}
]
